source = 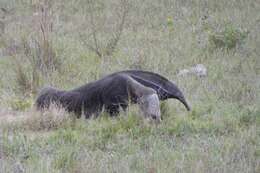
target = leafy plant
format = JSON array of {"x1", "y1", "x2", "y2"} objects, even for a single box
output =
[{"x1": 209, "y1": 24, "x2": 248, "y2": 50}]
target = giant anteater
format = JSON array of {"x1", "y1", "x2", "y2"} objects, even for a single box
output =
[{"x1": 36, "y1": 70, "x2": 190, "y2": 121}]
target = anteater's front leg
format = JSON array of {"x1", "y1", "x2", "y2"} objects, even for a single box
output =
[{"x1": 105, "y1": 104, "x2": 120, "y2": 117}]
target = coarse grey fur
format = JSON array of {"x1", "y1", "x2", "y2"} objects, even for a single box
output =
[
  {"x1": 114, "y1": 70, "x2": 190, "y2": 111},
  {"x1": 36, "y1": 70, "x2": 190, "y2": 121},
  {"x1": 36, "y1": 73, "x2": 161, "y2": 121}
]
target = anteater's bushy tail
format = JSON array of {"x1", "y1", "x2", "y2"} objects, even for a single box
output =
[{"x1": 35, "y1": 87, "x2": 64, "y2": 110}]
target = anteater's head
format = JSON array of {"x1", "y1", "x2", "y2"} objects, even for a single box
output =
[
  {"x1": 138, "y1": 93, "x2": 161, "y2": 123},
  {"x1": 173, "y1": 90, "x2": 190, "y2": 111}
]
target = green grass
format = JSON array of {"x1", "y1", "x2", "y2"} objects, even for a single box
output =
[
  {"x1": 0, "y1": 0, "x2": 260, "y2": 172},
  {"x1": 0, "y1": 110, "x2": 258, "y2": 173}
]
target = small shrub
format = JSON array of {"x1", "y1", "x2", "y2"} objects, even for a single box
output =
[
  {"x1": 239, "y1": 108, "x2": 259, "y2": 127},
  {"x1": 209, "y1": 24, "x2": 248, "y2": 50},
  {"x1": 11, "y1": 0, "x2": 62, "y2": 95},
  {"x1": 14, "y1": 62, "x2": 32, "y2": 93},
  {"x1": 12, "y1": 57, "x2": 40, "y2": 95}
]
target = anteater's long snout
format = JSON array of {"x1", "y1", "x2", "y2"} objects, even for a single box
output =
[{"x1": 178, "y1": 95, "x2": 191, "y2": 111}]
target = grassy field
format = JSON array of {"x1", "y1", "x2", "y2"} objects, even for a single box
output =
[{"x1": 0, "y1": 0, "x2": 259, "y2": 172}]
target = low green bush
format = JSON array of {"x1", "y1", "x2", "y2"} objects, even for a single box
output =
[{"x1": 209, "y1": 24, "x2": 248, "y2": 50}]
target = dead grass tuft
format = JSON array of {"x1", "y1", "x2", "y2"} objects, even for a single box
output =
[{"x1": 0, "y1": 105, "x2": 72, "y2": 131}]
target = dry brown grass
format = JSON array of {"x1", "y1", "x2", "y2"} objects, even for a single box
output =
[{"x1": 0, "y1": 105, "x2": 72, "y2": 131}]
